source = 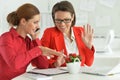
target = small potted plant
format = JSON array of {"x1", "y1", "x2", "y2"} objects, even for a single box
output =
[
  {"x1": 66, "y1": 53, "x2": 81, "y2": 74},
  {"x1": 66, "y1": 53, "x2": 80, "y2": 63}
]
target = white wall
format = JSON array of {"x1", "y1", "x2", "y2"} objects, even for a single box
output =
[
  {"x1": 0, "y1": 0, "x2": 120, "y2": 50},
  {"x1": 0, "y1": 0, "x2": 49, "y2": 35}
]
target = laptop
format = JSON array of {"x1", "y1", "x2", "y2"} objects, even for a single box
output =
[{"x1": 81, "y1": 57, "x2": 120, "y2": 76}]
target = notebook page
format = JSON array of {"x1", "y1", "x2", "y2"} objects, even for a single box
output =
[
  {"x1": 28, "y1": 67, "x2": 68, "y2": 76},
  {"x1": 22, "y1": 73, "x2": 52, "y2": 80}
]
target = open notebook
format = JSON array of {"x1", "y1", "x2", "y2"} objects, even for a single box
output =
[
  {"x1": 81, "y1": 58, "x2": 120, "y2": 76},
  {"x1": 27, "y1": 67, "x2": 68, "y2": 76},
  {"x1": 21, "y1": 73, "x2": 52, "y2": 80},
  {"x1": 21, "y1": 68, "x2": 68, "y2": 80}
]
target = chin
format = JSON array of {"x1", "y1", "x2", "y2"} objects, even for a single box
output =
[{"x1": 60, "y1": 29, "x2": 66, "y2": 32}]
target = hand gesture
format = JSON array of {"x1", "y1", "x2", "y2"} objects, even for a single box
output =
[
  {"x1": 39, "y1": 46, "x2": 64, "y2": 57},
  {"x1": 54, "y1": 52, "x2": 65, "y2": 67},
  {"x1": 82, "y1": 24, "x2": 94, "y2": 49}
]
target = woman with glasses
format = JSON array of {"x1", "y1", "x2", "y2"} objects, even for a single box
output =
[{"x1": 33, "y1": 1, "x2": 95, "y2": 68}]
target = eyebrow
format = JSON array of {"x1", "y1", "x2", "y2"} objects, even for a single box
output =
[{"x1": 55, "y1": 18, "x2": 71, "y2": 20}]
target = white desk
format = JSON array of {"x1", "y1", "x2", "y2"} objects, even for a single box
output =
[
  {"x1": 13, "y1": 51, "x2": 120, "y2": 80},
  {"x1": 13, "y1": 72, "x2": 120, "y2": 80}
]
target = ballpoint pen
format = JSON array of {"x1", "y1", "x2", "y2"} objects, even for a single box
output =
[{"x1": 82, "y1": 72, "x2": 106, "y2": 76}]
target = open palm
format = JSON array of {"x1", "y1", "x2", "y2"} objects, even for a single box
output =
[{"x1": 82, "y1": 24, "x2": 94, "y2": 49}]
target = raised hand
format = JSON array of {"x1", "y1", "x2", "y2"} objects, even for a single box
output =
[{"x1": 82, "y1": 24, "x2": 94, "y2": 49}]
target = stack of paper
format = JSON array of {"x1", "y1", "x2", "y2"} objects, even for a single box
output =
[
  {"x1": 27, "y1": 67, "x2": 68, "y2": 76},
  {"x1": 22, "y1": 73, "x2": 52, "y2": 80}
]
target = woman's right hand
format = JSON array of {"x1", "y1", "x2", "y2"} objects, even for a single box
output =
[{"x1": 39, "y1": 46, "x2": 63, "y2": 57}]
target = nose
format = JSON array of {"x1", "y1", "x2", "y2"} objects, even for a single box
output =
[
  {"x1": 35, "y1": 24, "x2": 40, "y2": 31},
  {"x1": 37, "y1": 23, "x2": 40, "y2": 28},
  {"x1": 59, "y1": 21, "x2": 66, "y2": 26}
]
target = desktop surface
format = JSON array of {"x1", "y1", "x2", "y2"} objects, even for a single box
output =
[
  {"x1": 13, "y1": 51, "x2": 120, "y2": 80},
  {"x1": 13, "y1": 69, "x2": 120, "y2": 80}
]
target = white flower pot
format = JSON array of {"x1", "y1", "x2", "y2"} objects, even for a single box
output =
[{"x1": 66, "y1": 58, "x2": 81, "y2": 74}]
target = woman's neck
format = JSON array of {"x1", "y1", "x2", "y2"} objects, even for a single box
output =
[
  {"x1": 65, "y1": 29, "x2": 73, "y2": 42},
  {"x1": 16, "y1": 26, "x2": 27, "y2": 39}
]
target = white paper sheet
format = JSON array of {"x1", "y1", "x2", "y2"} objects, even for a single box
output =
[
  {"x1": 22, "y1": 73, "x2": 52, "y2": 80},
  {"x1": 28, "y1": 67, "x2": 68, "y2": 76},
  {"x1": 76, "y1": 13, "x2": 88, "y2": 25},
  {"x1": 95, "y1": 16, "x2": 111, "y2": 27},
  {"x1": 99, "y1": 0, "x2": 117, "y2": 8}
]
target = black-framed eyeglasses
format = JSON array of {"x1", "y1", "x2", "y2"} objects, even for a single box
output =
[{"x1": 55, "y1": 18, "x2": 72, "y2": 24}]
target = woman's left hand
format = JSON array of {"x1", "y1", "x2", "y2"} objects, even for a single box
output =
[
  {"x1": 54, "y1": 50, "x2": 66, "y2": 67},
  {"x1": 55, "y1": 55, "x2": 65, "y2": 67},
  {"x1": 82, "y1": 24, "x2": 94, "y2": 49}
]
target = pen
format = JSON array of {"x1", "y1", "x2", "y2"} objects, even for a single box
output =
[
  {"x1": 82, "y1": 72, "x2": 106, "y2": 76},
  {"x1": 27, "y1": 71, "x2": 68, "y2": 76},
  {"x1": 59, "y1": 68, "x2": 68, "y2": 71},
  {"x1": 27, "y1": 71, "x2": 50, "y2": 76}
]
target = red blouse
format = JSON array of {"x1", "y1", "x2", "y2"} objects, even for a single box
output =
[{"x1": 0, "y1": 28, "x2": 48, "y2": 80}]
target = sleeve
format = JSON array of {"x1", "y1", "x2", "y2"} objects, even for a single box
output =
[
  {"x1": 0, "y1": 36, "x2": 42, "y2": 70},
  {"x1": 31, "y1": 30, "x2": 52, "y2": 68},
  {"x1": 29, "y1": 38, "x2": 50, "y2": 69},
  {"x1": 84, "y1": 45, "x2": 95, "y2": 66},
  {"x1": 40, "y1": 29, "x2": 57, "y2": 68},
  {"x1": 31, "y1": 55, "x2": 49, "y2": 69},
  {"x1": 76, "y1": 27, "x2": 95, "y2": 66},
  {"x1": 41, "y1": 29, "x2": 51, "y2": 47},
  {"x1": 31, "y1": 38, "x2": 41, "y2": 46},
  {"x1": 81, "y1": 27, "x2": 95, "y2": 66},
  {"x1": 79, "y1": 26, "x2": 95, "y2": 66}
]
